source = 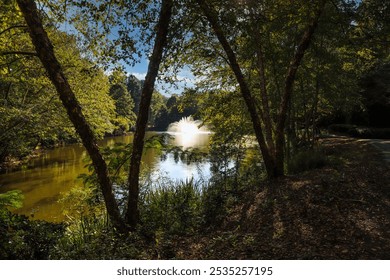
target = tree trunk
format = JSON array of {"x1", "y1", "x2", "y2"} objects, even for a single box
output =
[
  {"x1": 126, "y1": 0, "x2": 173, "y2": 229},
  {"x1": 311, "y1": 72, "x2": 320, "y2": 145},
  {"x1": 275, "y1": 0, "x2": 327, "y2": 175},
  {"x1": 255, "y1": 43, "x2": 275, "y2": 156},
  {"x1": 248, "y1": 3, "x2": 275, "y2": 157},
  {"x1": 16, "y1": 0, "x2": 126, "y2": 232},
  {"x1": 196, "y1": 0, "x2": 278, "y2": 179}
]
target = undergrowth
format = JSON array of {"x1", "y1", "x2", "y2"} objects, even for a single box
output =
[
  {"x1": 288, "y1": 148, "x2": 327, "y2": 174},
  {"x1": 1, "y1": 141, "x2": 336, "y2": 259},
  {"x1": 0, "y1": 190, "x2": 64, "y2": 259}
]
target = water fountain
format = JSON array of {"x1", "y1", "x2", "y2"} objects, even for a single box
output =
[
  {"x1": 167, "y1": 116, "x2": 210, "y2": 135},
  {"x1": 167, "y1": 116, "x2": 210, "y2": 149}
]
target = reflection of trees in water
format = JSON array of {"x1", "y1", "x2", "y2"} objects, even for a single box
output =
[{"x1": 0, "y1": 132, "x2": 212, "y2": 221}]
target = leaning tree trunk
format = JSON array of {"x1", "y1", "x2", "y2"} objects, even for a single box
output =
[
  {"x1": 196, "y1": 0, "x2": 278, "y2": 179},
  {"x1": 275, "y1": 0, "x2": 327, "y2": 175},
  {"x1": 196, "y1": 0, "x2": 326, "y2": 179},
  {"x1": 16, "y1": 0, "x2": 126, "y2": 232},
  {"x1": 126, "y1": 0, "x2": 173, "y2": 229}
]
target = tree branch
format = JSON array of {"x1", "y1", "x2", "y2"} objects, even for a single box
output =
[
  {"x1": 0, "y1": 25, "x2": 28, "y2": 36},
  {"x1": 277, "y1": 0, "x2": 327, "y2": 134}
]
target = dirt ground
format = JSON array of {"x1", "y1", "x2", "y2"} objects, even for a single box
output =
[{"x1": 169, "y1": 137, "x2": 390, "y2": 259}]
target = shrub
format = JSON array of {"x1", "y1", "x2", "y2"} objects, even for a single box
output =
[
  {"x1": 0, "y1": 190, "x2": 24, "y2": 209},
  {"x1": 140, "y1": 179, "x2": 203, "y2": 236},
  {"x1": 52, "y1": 185, "x2": 141, "y2": 259},
  {"x1": 0, "y1": 210, "x2": 64, "y2": 259},
  {"x1": 288, "y1": 148, "x2": 327, "y2": 174},
  {"x1": 200, "y1": 182, "x2": 227, "y2": 227}
]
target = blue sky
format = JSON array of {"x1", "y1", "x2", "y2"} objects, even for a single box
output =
[
  {"x1": 124, "y1": 58, "x2": 196, "y2": 96},
  {"x1": 57, "y1": 3, "x2": 194, "y2": 96}
]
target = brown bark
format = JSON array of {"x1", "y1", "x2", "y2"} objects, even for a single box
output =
[
  {"x1": 311, "y1": 72, "x2": 320, "y2": 145},
  {"x1": 274, "y1": 0, "x2": 327, "y2": 175},
  {"x1": 16, "y1": 0, "x2": 126, "y2": 232},
  {"x1": 126, "y1": 0, "x2": 173, "y2": 229},
  {"x1": 197, "y1": 0, "x2": 326, "y2": 178},
  {"x1": 196, "y1": 0, "x2": 277, "y2": 178},
  {"x1": 248, "y1": 1, "x2": 275, "y2": 157},
  {"x1": 255, "y1": 42, "x2": 275, "y2": 155}
]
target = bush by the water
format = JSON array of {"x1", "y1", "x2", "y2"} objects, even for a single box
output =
[
  {"x1": 43, "y1": 176, "x2": 242, "y2": 259},
  {"x1": 0, "y1": 210, "x2": 64, "y2": 259},
  {"x1": 140, "y1": 179, "x2": 203, "y2": 236}
]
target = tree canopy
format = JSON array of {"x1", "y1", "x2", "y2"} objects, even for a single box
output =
[{"x1": 1, "y1": 0, "x2": 389, "y2": 233}]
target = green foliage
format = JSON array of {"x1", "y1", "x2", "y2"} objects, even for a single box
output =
[
  {"x1": 0, "y1": 190, "x2": 24, "y2": 209},
  {"x1": 149, "y1": 91, "x2": 168, "y2": 127},
  {"x1": 53, "y1": 185, "x2": 141, "y2": 259},
  {"x1": 78, "y1": 134, "x2": 170, "y2": 209},
  {"x1": 359, "y1": 63, "x2": 390, "y2": 127},
  {"x1": 0, "y1": 189, "x2": 63, "y2": 260},
  {"x1": 125, "y1": 74, "x2": 169, "y2": 129},
  {"x1": 154, "y1": 91, "x2": 199, "y2": 131},
  {"x1": 200, "y1": 182, "x2": 228, "y2": 227},
  {"x1": 3, "y1": 0, "x2": 389, "y2": 259},
  {"x1": 140, "y1": 179, "x2": 203, "y2": 236},
  {"x1": 0, "y1": 2, "x2": 119, "y2": 162},
  {"x1": 163, "y1": 146, "x2": 208, "y2": 165},
  {"x1": 0, "y1": 2, "x2": 149, "y2": 164},
  {"x1": 354, "y1": 0, "x2": 390, "y2": 65},
  {"x1": 109, "y1": 69, "x2": 136, "y2": 133},
  {"x1": 192, "y1": 89, "x2": 260, "y2": 184},
  {"x1": 127, "y1": 75, "x2": 143, "y2": 114},
  {"x1": 52, "y1": 227, "x2": 142, "y2": 260},
  {"x1": 0, "y1": 210, "x2": 64, "y2": 259}
]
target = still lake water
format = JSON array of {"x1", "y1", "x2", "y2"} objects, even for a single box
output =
[{"x1": 0, "y1": 132, "x2": 211, "y2": 222}]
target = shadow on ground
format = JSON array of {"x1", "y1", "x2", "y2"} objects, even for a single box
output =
[{"x1": 172, "y1": 137, "x2": 390, "y2": 259}]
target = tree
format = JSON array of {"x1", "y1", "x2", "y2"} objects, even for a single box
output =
[
  {"x1": 109, "y1": 69, "x2": 137, "y2": 133},
  {"x1": 16, "y1": 0, "x2": 174, "y2": 231},
  {"x1": 191, "y1": 0, "x2": 327, "y2": 178},
  {"x1": 126, "y1": 75, "x2": 143, "y2": 114},
  {"x1": 153, "y1": 91, "x2": 200, "y2": 131},
  {"x1": 0, "y1": 2, "x2": 117, "y2": 163},
  {"x1": 354, "y1": 0, "x2": 390, "y2": 63},
  {"x1": 14, "y1": 0, "x2": 375, "y2": 233},
  {"x1": 126, "y1": 0, "x2": 173, "y2": 229},
  {"x1": 149, "y1": 91, "x2": 167, "y2": 127},
  {"x1": 16, "y1": 0, "x2": 126, "y2": 232},
  {"x1": 359, "y1": 63, "x2": 390, "y2": 127},
  {"x1": 125, "y1": 74, "x2": 167, "y2": 129}
]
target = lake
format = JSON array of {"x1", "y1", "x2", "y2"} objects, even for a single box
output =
[{"x1": 0, "y1": 132, "x2": 211, "y2": 222}]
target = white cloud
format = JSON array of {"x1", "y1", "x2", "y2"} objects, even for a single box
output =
[{"x1": 128, "y1": 72, "x2": 146, "y2": 80}]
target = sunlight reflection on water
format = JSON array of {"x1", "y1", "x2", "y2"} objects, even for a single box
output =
[{"x1": 0, "y1": 128, "x2": 211, "y2": 222}]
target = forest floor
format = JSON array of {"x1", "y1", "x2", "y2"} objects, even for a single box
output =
[{"x1": 163, "y1": 136, "x2": 390, "y2": 259}]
